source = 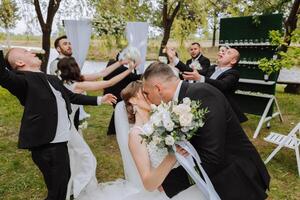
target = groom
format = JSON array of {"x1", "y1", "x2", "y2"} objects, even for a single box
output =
[
  {"x1": 142, "y1": 62, "x2": 270, "y2": 200},
  {"x1": 0, "y1": 48, "x2": 116, "y2": 200}
]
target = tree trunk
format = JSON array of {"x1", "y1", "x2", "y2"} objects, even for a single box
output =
[
  {"x1": 33, "y1": 0, "x2": 61, "y2": 73},
  {"x1": 41, "y1": 28, "x2": 51, "y2": 72},
  {"x1": 279, "y1": 0, "x2": 300, "y2": 53},
  {"x1": 212, "y1": 14, "x2": 217, "y2": 47},
  {"x1": 158, "y1": 0, "x2": 182, "y2": 55},
  {"x1": 5, "y1": 28, "x2": 11, "y2": 48},
  {"x1": 159, "y1": 23, "x2": 172, "y2": 55}
]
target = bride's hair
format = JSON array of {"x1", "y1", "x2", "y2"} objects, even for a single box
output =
[
  {"x1": 121, "y1": 80, "x2": 143, "y2": 124},
  {"x1": 57, "y1": 57, "x2": 84, "y2": 83}
]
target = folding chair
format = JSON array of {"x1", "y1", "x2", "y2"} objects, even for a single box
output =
[{"x1": 264, "y1": 122, "x2": 300, "y2": 176}]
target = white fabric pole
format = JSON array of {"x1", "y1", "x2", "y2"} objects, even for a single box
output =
[
  {"x1": 64, "y1": 19, "x2": 92, "y2": 69},
  {"x1": 64, "y1": 19, "x2": 92, "y2": 120},
  {"x1": 125, "y1": 22, "x2": 149, "y2": 74}
]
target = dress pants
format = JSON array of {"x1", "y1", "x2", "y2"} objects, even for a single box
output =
[{"x1": 31, "y1": 142, "x2": 70, "y2": 200}]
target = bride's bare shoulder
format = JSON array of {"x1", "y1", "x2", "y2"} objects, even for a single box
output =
[{"x1": 128, "y1": 127, "x2": 144, "y2": 144}]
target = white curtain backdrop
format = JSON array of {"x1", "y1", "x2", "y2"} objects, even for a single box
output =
[
  {"x1": 125, "y1": 22, "x2": 149, "y2": 74},
  {"x1": 64, "y1": 19, "x2": 92, "y2": 69}
]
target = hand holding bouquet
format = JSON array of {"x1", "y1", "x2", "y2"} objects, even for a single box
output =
[{"x1": 140, "y1": 97, "x2": 209, "y2": 153}]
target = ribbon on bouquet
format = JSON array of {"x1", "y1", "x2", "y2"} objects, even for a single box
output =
[{"x1": 173, "y1": 141, "x2": 221, "y2": 200}]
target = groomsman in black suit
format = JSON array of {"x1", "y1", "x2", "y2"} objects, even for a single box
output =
[
  {"x1": 0, "y1": 48, "x2": 116, "y2": 200},
  {"x1": 169, "y1": 47, "x2": 247, "y2": 123},
  {"x1": 173, "y1": 42, "x2": 211, "y2": 77},
  {"x1": 104, "y1": 53, "x2": 141, "y2": 135},
  {"x1": 142, "y1": 62, "x2": 270, "y2": 200},
  {"x1": 49, "y1": 35, "x2": 73, "y2": 75}
]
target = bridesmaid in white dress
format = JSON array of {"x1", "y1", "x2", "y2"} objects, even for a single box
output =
[{"x1": 56, "y1": 57, "x2": 136, "y2": 199}]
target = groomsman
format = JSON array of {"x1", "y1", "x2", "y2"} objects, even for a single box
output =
[
  {"x1": 49, "y1": 35, "x2": 73, "y2": 75},
  {"x1": 168, "y1": 47, "x2": 247, "y2": 123},
  {"x1": 0, "y1": 48, "x2": 116, "y2": 200},
  {"x1": 173, "y1": 42, "x2": 211, "y2": 77}
]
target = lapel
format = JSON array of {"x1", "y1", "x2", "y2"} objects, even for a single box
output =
[
  {"x1": 197, "y1": 54, "x2": 203, "y2": 63},
  {"x1": 47, "y1": 75, "x2": 72, "y2": 114},
  {"x1": 216, "y1": 68, "x2": 233, "y2": 80},
  {"x1": 207, "y1": 65, "x2": 216, "y2": 77},
  {"x1": 33, "y1": 72, "x2": 55, "y2": 96},
  {"x1": 178, "y1": 81, "x2": 189, "y2": 102}
]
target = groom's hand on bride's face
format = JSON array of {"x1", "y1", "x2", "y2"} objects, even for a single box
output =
[
  {"x1": 100, "y1": 94, "x2": 117, "y2": 105},
  {"x1": 175, "y1": 145, "x2": 189, "y2": 157}
]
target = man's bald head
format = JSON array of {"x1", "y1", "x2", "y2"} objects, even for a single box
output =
[
  {"x1": 5, "y1": 48, "x2": 42, "y2": 71},
  {"x1": 217, "y1": 48, "x2": 240, "y2": 67}
]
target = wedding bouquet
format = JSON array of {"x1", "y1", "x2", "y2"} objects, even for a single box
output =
[
  {"x1": 141, "y1": 98, "x2": 220, "y2": 200},
  {"x1": 118, "y1": 46, "x2": 141, "y2": 65},
  {"x1": 190, "y1": 61, "x2": 202, "y2": 70},
  {"x1": 140, "y1": 97, "x2": 209, "y2": 153}
]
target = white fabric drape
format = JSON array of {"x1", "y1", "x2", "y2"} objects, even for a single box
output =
[
  {"x1": 64, "y1": 19, "x2": 92, "y2": 69},
  {"x1": 125, "y1": 22, "x2": 149, "y2": 74}
]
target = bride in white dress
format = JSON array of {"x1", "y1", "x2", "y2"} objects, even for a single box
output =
[{"x1": 78, "y1": 81, "x2": 206, "y2": 200}]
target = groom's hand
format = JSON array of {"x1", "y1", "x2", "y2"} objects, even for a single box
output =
[
  {"x1": 99, "y1": 94, "x2": 117, "y2": 105},
  {"x1": 175, "y1": 145, "x2": 189, "y2": 157}
]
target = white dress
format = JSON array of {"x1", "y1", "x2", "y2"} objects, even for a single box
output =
[
  {"x1": 64, "y1": 82, "x2": 98, "y2": 199},
  {"x1": 77, "y1": 101, "x2": 205, "y2": 200}
]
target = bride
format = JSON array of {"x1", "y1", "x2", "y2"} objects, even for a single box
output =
[{"x1": 77, "y1": 81, "x2": 206, "y2": 200}]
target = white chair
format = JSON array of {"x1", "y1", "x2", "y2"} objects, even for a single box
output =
[{"x1": 264, "y1": 122, "x2": 300, "y2": 176}]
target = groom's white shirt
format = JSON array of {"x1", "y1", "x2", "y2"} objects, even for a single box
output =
[{"x1": 173, "y1": 80, "x2": 183, "y2": 102}]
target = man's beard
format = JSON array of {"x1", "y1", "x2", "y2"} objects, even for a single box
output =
[
  {"x1": 62, "y1": 50, "x2": 72, "y2": 57},
  {"x1": 192, "y1": 53, "x2": 200, "y2": 59}
]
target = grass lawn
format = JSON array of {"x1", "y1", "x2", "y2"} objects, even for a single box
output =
[{"x1": 0, "y1": 85, "x2": 299, "y2": 200}]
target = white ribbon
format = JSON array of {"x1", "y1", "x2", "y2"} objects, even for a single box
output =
[{"x1": 173, "y1": 141, "x2": 221, "y2": 200}]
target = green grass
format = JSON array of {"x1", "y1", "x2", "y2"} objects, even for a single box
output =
[{"x1": 0, "y1": 85, "x2": 299, "y2": 200}]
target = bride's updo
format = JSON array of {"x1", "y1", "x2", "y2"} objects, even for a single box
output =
[{"x1": 121, "y1": 80, "x2": 143, "y2": 124}]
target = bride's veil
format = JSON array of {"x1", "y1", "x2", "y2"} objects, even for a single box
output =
[{"x1": 114, "y1": 101, "x2": 144, "y2": 190}]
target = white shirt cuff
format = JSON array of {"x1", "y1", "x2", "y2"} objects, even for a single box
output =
[
  {"x1": 173, "y1": 57, "x2": 180, "y2": 66},
  {"x1": 196, "y1": 75, "x2": 205, "y2": 83},
  {"x1": 97, "y1": 96, "x2": 102, "y2": 105}
]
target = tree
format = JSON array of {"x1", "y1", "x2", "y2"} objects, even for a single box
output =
[
  {"x1": 93, "y1": 11, "x2": 127, "y2": 49},
  {"x1": 33, "y1": 0, "x2": 62, "y2": 72},
  {"x1": 0, "y1": 0, "x2": 19, "y2": 48},
  {"x1": 257, "y1": 0, "x2": 300, "y2": 93},
  {"x1": 203, "y1": 0, "x2": 230, "y2": 47},
  {"x1": 158, "y1": 0, "x2": 182, "y2": 54}
]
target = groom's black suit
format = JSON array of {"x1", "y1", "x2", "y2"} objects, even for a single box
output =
[
  {"x1": 162, "y1": 81, "x2": 270, "y2": 200},
  {"x1": 0, "y1": 60, "x2": 98, "y2": 200}
]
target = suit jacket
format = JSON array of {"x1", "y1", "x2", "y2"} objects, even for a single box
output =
[
  {"x1": 103, "y1": 59, "x2": 141, "y2": 103},
  {"x1": 175, "y1": 54, "x2": 211, "y2": 77},
  {"x1": 162, "y1": 82, "x2": 270, "y2": 200},
  {"x1": 0, "y1": 64, "x2": 98, "y2": 149},
  {"x1": 205, "y1": 65, "x2": 248, "y2": 123}
]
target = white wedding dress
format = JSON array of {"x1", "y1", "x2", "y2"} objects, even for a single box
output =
[{"x1": 77, "y1": 101, "x2": 205, "y2": 200}]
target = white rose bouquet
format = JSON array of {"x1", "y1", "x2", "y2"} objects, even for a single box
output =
[
  {"x1": 119, "y1": 46, "x2": 141, "y2": 65},
  {"x1": 140, "y1": 98, "x2": 220, "y2": 200},
  {"x1": 140, "y1": 97, "x2": 209, "y2": 153}
]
